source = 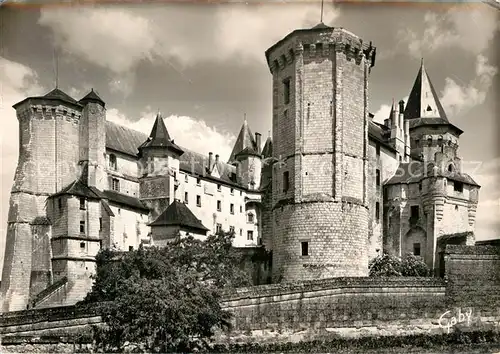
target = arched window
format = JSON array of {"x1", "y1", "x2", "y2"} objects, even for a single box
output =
[
  {"x1": 109, "y1": 154, "x2": 117, "y2": 170},
  {"x1": 448, "y1": 164, "x2": 454, "y2": 173}
]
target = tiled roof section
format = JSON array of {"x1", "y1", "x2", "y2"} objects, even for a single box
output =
[
  {"x1": 138, "y1": 113, "x2": 184, "y2": 155},
  {"x1": 102, "y1": 190, "x2": 149, "y2": 212},
  {"x1": 368, "y1": 121, "x2": 395, "y2": 152},
  {"x1": 408, "y1": 117, "x2": 463, "y2": 135},
  {"x1": 13, "y1": 88, "x2": 83, "y2": 110},
  {"x1": 44, "y1": 88, "x2": 79, "y2": 104},
  {"x1": 261, "y1": 137, "x2": 273, "y2": 158},
  {"x1": 101, "y1": 200, "x2": 115, "y2": 217},
  {"x1": 385, "y1": 161, "x2": 480, "y2": 186},
  {"x1": 312, "y1": 22, "x2": 331, "y2": 29},
  {"x1": 228, "y1": 119, "x2": 259, "y2": 163},
  {"x1": 404, "y1": 59, "x2": 448, "y2": 122},
  {"x1": 149, "y1": 200, "x2": 209, "y2": 232},
  {"x1": 104, "y1": 121, "x2": 240, "y2": 186},
  {"x1": 50, "y1": 180, "x2": 103, "y2": 200},
  {"x1": 79, "y1": 89, "x2": 105, "y2": 107},
  {"x1": 106, "y1": 121, "x2": 148, "y2": 156},
  {"x1": 179, "y1": 149, "x2": 239, "y2": 186}
]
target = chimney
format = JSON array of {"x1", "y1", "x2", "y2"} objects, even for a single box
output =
[
  {"x1": 208, "y1": 152, "x2": 213, "y2": 171},
  {"x1": 215, "y1": 154, "x2": 219, "y2": 164},
  {"x1": 399, "y1": 100, "x2": 405, "y2": 129},
  {"x1": 391, "y1": 103, "x2": 398, "y2": 129},
  {"x1": 255, "y1": 133, "x2": 261, "y2": 154}
]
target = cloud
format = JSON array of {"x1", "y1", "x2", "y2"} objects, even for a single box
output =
[
  {"x1": 440, "y1": 55, "x2": 498, "y2": 116},
  {"x1": 106, "y1": 108, "x2": 236, "y2": 162},
  {"x1": 0, "y1": 57, "x2": 45, "y2": 275},
  {"x1": 37, "y1": 3, "x2": 340, "y2": 94},
  {"x1": 398, "y1": 5, "x2": 500, "y2": 58}
]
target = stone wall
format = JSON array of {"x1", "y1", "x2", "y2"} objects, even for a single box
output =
[{"x1": 0, "y1": 245, "x2": 499, "y2": 346}]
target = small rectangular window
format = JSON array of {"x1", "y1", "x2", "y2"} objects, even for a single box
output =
[
  {"x1": 230, "y1": 188, "x2": 234, "y2": 195},
  {"x1": 216, "y1": 223, "x2": 222, "y2": 233},
  {"x1": 454, "y1": 181, "x2": 464, "y2": 193},
  {"x1": 301, "y1": 241, "x2": 309, "y2": 256},
  {"x1": 248, "y1": 213, "x2": 254, "y2": 223},
  {"x1": 376, "y1": 169, "x2": 381, "y2": 187},
  {"x1": 58, "y1": 198, "x2": 62, "y2": 211},
  {"x1": 411, "y1": 205, "x2": 419, "y2": 218},
  {"x1": 375, "y1": 202, "x2": 380, "y2": 222},
  {"x1": 184, "y1": 192, "x2": 189, "y2": 204},
  {"x1": 229, "y1": 226, "x2": 235, "y2": 233},
  {"x1": 283, "y1": 78, "x2": 291, "y2": 105},
  {"x1": 79, "y1": 197, "x2": 86, "y2": 210},
  {"x1": 217, "y1": 184, "x2": 221, "y2": 191},
  {"x1": 185, "y1": 174, "x2": 189, "y2": 183},
  {"x1": 196, "y1": 178, "x2": 201, "y2": 186},
  {"x1": 376, "y1": 144, "x2": 380, "y2": 156},
  {"x1": 217, "y1": 200, "x2": 221, "y2": 212},
  {"x1": 240, "y1": 228, "x2": 243, "y2": 236},
  {"x1": 111, "y1": 178, "x2": 120, "y2": 192},
  {"x1": 247, "y1": 230, "x2": 254, "y2": 241},
  {"x1": 99, "y1": 217, "x2": 102, "y2": 231},
  {"x1": 196, "y1": 195, "x2": 201, "y2": 207},
  {"x1": 80, "y1": 242, "x2": 86, "y2": 249},
  {"x1": 240, "y1": 205, "x2": 243, "y2": 213},
  {"x1": 129, "y1": 246, "x2": 134, "y2": 252},
  {"x1": 230, "y1": 203, "x2": 234, "y2": 214},
  {"x1": 80, "y1": 221, "x2": 85, "y2": 234},
  {"x1": 283, "y1": 171, "x2": 290, "y2": 193},
  {"x1": 413, "y1": 243, "x2": 421, "y2": 256}
]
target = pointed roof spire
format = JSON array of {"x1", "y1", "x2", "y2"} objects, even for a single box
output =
[
  {"x1": 404, "y1": 59, "x2": 448, "y2": 122},
  {"x1": 138, "y1": 112, "x2": 183, "y2": 155},
  {"x1": 79, "y1": 88, "x2": 105, "y2": 107},
  {"x1": 228, "y1": 117, "x2": 260, "y2": 163}
]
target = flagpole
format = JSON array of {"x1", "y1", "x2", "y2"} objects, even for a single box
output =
[{"x1": 320, "y1": 0, "x2": 324, "y2": 23}]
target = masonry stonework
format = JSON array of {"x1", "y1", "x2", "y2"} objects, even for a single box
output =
[{"x1": 1, "y1": 22, "x2": 482, "y2": 312}]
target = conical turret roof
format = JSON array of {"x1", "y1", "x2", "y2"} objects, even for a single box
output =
[
  {"x1": 79, "y1": 88, "x2": 105, "y2": 107},
  {"x1": 404, "y1": 59, "x2": 448, "y2": 122},
  {"x1": 228, "y1": 118, "x2": 260, "y2": 163},
  {"x1": 138, "y1": 113, "x2": 184, "y2": 155}
]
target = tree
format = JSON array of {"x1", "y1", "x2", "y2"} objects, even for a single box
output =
[
  {"x1": 369, "y1": 253, "x2": 430, "y2": 277},
  {"x1": 81, "y1": 231, "x2": 251, "y2": 352}
]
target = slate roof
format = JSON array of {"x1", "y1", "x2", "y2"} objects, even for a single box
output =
[
  {"x1": 385, "y1": 161, "x2": 479, "y2": 186},
  {"x1": 79, "y1": 89, "x2": 105, "y2": 107},
  {"x1": 13, "y1": 88, "x2": 82, "y2": 110},
  {"x1": 138, "y1": 113, "x2": 184, "y2": 155},
  {"x1": 404, "y1": 59, "x2": 449, "y2": 122},
  {"x1": 105, "y1": 121, "x2": 239, "y2": 186},
  {"x1": 50, "y1": 180, "x2": 103, "y2": 200},
  {"x1": 149, "y1": 200, "x2": 209, "y2": 232},
  {"x1": 228, "y1": 119, "x2": 260, "y2": 163},
  {"x1": 106, "y1": 121, "x2": 147, "y2": 156},
  {"x1": 261, "y1": 136, "x2": 273, "y2": 158},
  {"x1": 102, "y1": 190, "x2": 149, "y2": 212}
]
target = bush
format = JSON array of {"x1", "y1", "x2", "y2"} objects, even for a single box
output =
[
  {"x1": 81, "y1": 231, "x2": 251, "y2": 353},
  {"x1": 369, "y1": 253, "x2": 430, "y2": 277}
]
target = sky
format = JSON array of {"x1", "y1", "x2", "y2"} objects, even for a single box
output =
[{"x1": 0, "y1": 1, "x2": 499, "y2": 274}]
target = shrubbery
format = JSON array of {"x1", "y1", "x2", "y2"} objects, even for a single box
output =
[
  {"x1": 80, "y1": 231, "x2": 251, "y2": 353},
  {"x1": 369, "y1": 253, "x2": 430, "y2": 277}
]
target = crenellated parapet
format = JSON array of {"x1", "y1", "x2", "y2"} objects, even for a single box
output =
[
  {"x1": 266, "y1": 26, "x2": 376, "y2": 75},
  {"x1": 16, "y1": 104, "x2": 82, "y2": 125}
]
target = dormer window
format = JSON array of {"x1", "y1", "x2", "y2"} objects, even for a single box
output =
[{"x1": 109, "y1": 154, "x2": 117, "y2": 170}]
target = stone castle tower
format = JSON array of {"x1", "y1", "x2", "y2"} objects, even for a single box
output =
[
  {"x1": 265, "y1": 24, "x2": 376, "y2": 282},
  {"x1": 1, "y1": 89, "x2": 108, "y2": 312}
]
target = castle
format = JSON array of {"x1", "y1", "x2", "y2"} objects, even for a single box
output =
[{"x1": 0, "y1": 23, "x2": 480, "y2": 312}]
